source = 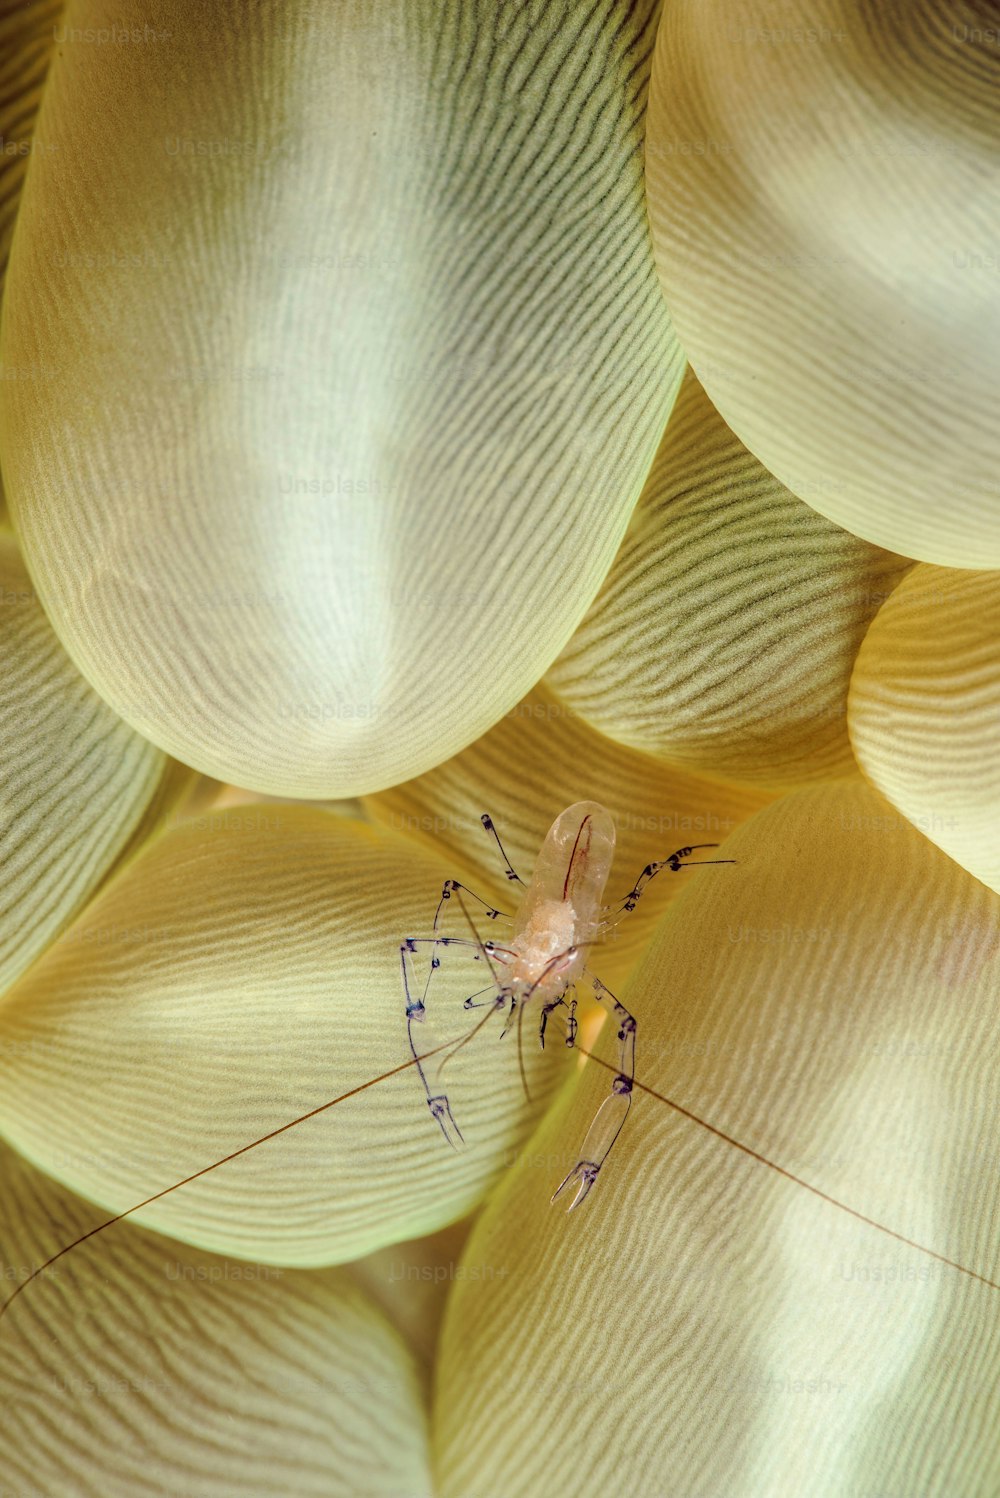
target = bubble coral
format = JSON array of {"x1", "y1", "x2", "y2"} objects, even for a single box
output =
[{"x1": 1, "y1": 2, "x2": 999, "y2": 1495}]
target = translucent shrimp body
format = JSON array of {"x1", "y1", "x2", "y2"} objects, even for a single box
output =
[
  {"x1": 401, "y1": 801, "x2": 733, "y2": 1209},
  {"x1": 507, "y1": 802, "x2": 616, "y2": 1001}
]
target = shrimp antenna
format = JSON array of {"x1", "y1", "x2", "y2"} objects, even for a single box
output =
[
  {"x1": 480, "y1": 813, "x2": 525, "y2": 885},
  {"x1": 4, "y1": 1033, "x2": 1000, "y2": 1334},
  {"x1": 452, "y1": 887, "x2": 506, "y2": 989},
  {"x1": 516, "y1": 996, "x2": 533, "y2": 1104},
  {"x1": 0, "y1": 1037, "x2": 460, "y2": 1329},
  {"x1": 582, "y1": 1049, "x2": 1000, "y2": 1296},
  {"x1": 436, "y1": 996, "x2": 506, "y2": 1076}
]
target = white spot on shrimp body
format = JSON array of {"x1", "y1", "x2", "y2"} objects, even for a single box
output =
[{"x1": 510, "y1": 899, "x2": 578, "y2": 993}]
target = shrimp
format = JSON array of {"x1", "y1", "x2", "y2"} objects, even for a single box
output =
[
  {"x1": 6, "y1": 802, "x2": 999, "y2": 1337},
  {"x1": 401, "y1": 801, "x2": 733, "y2": 1210}
]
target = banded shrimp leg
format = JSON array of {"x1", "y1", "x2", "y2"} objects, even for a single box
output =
[
  {"x1": 401, "y1": 933, "x2": 514, "y2": 1147},
  {"x1": 413, "y1": 916, "x2": 631, "y2": 1210},
  {"x1": 550, "y1": 970, "x2": 635, "y2": 1211},
  {"x1": 401, "y1": 815, "x2": 527, "y2": 1148},
  {"x1": 600, "y1": 843, "x2": 737, "y2": 928},
  {"x1": 554, "y1": 842, "x2": 737, "y2": 1211}
]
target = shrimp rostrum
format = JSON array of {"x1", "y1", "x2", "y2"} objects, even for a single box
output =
[{"x1": 401, "y1": 802, "x2": 733, "y2": 1211}]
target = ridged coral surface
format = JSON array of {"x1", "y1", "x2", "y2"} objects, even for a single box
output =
[{"x1": 0, "y1": 3, "x2": 997, "y2": 1495}]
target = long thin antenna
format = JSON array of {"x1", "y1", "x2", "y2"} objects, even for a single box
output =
[
  {"x1": 453, "y1": 888, "x2": 505, "y2": 990},
  {"x1": 582, "y1": 1049, "x2": 1000, "y2": 1295},
  {"x1": 0, "y1": 1037, "x2": 458, "y2": 1326},
  {"x1": 436, "y1": 998, "x2": 505, "y2": 1075},
  {"x1": 5, "y1": 1033, "x2": 998, "y2": 1330},
  {"x1": 516, "y1": 997, "x2": 533, "y2": 1104}
]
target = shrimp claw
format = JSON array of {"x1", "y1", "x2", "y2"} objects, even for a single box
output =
[
  {"x1": 551, "y1": 1159, "x2": 601, "y2": 1211},
  {"x1": 402, "y1": 938, "x2": 468, "y2": 1150},
  {"x1": 551, "y1": 975, "x2": 636, "y2": 1211},
  {"x1": 428, "y1": 1094, "x2": 466, "y2": 1151}
]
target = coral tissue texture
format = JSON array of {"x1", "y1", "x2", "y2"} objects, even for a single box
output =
[
  {"x1": 646, "y1": 0, "x2": 1000, "y2": 565},
  {"x1": 0, "y1": 2, "x2": 998, "y2": 1497},
  {"x1": 0, "y1": 0, "x2": 681, "y2": 796}
]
